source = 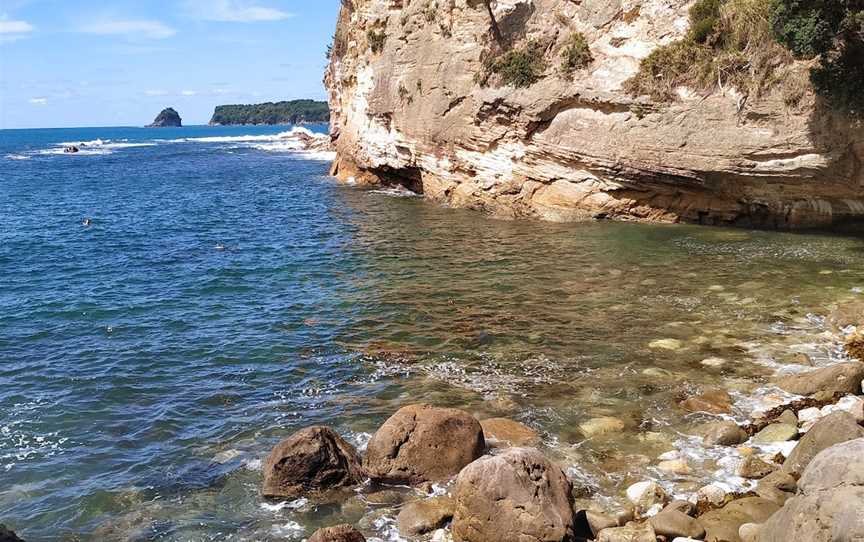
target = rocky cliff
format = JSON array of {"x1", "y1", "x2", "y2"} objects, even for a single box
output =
[{"x1": 325, "y1": 0, "x2": 864, "y2": 229}]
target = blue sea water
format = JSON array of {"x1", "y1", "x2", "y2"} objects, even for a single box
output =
[{"x1": 2, "y1": 125, "x2": 864, "y2": 541}]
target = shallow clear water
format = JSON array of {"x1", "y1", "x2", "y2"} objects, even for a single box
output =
[{"x1": 2, "y1": 125, "x2": 864, "y2": 541}]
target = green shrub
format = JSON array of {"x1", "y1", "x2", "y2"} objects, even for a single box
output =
[
  {"x1": 367, "y1": 29, "x2": 386, "y2": 53},
  {"x1": 770, "y1": 0, "x2": 864, "y2": 112},
  {"x1": 561, "y1": 32, "x2": 593, "y2": 75},
  {"x1": 491, "y1": 40, "x2": 546, "y2": 88}
]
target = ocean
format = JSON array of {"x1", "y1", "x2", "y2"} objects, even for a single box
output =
[{"x1": 1, "y1": 125, "x2": 864, "y2": 541}]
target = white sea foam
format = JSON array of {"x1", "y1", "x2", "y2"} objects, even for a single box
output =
[
  {"x1": 260, "y1": 497, "x2": 308, "y2": 512},
  {"x1": 5, "y1": 154, "x2": 30, "y2": 160}
]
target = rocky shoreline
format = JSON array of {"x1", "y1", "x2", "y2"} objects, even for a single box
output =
[{"x1": 256, "y1": 300, "x2": 864, "y2": 542}]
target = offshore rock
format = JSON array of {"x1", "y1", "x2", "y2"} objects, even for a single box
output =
[
  {"x1": 325, "y1": 0, "x2": 864, "y2": 230},
  {"x1": 262, "y1": 426, "x2": 364, "y2": 499},
  {"x1": 451, "y1": 447, "x2": 575, "y2": 542},
  {"x1": 364, "y1": 404, "x2": 484, "y2": 485},
  {"x1": 146, "y1": 107, "x2": 182, "y2": 128}
]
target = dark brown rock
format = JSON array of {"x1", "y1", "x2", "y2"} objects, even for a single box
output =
[
  {"x1": 364, "y1": 404, "x2": 484, "y2": 485},
  {"x1": 774, "y1": 362, "x2": 864, "y2": 396},
  {"x1": 262, "y1": 426, "x2": 364, "y2": 499},
  {"x1": 480, "y1": 417, "x2": 540, "y2": 447},
  {"x1": 0, "y1": 526, "x2": 24, "y2": 542},
  {"x1": 452, "y1": 447, "x2": 575, "y2": 542},
  {"x1": 680, "y1": 389, "x2": 734, "y2": 415},
  {"x1": 397, "y1": 496, "x2": 454, "y2": 537},
  {"x1": 782, "y1": 411, "x2": 864, "y2": 475},
  {"x1": 696, "y1": 420, "x2": 749, "y2": 446},
  {"x1": 308, "y1": 524, "x2": 366, "y2": 542}
]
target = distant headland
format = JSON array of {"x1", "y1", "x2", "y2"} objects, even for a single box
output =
[
  {"x1": 146, "y1": 108, "x2": 182, "y2": 128},
  {"x1": 208, "y1": 100, "x2": 329, "y2": 126}
]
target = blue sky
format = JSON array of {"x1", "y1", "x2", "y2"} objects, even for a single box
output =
[{"x1": 0, "y1": 0, "x2": 341, "y2": 128}]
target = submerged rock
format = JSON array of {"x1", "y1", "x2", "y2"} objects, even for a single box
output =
[
  {"x1": 452, "y1": 447, "x2": 575, "y2": 542},
  {"x1": 696, "y1": 420, "x2": 749, "y2": 446},
  {"x1": 0, "y1": 526, "x2": 24, "y2": 542},
  {"x1": 774, "y1": 362, "x2": 864, "y2": 396},
  {"x1": 679, "y1": 389, "x2": 734, "y2": 415},
  {"x1": 782, "y1": 411, "x2": 864, "y2": 475},
  {"x1": 580, "y1": 416, "x2": 626, "y2": 438},
  {"x1": 364, "y1": 404, "x2": 484, "y2": 485},
  {"x1": 397, "y1": 496, "x2": 455, "y2": 537},
  {"x1": 261, "y1": 426, "x2": 364, "y2": 499},
  {"x1": 479, "y1": 417, "x2": 540, "y2": 447},
  {"x1": 758, "y1": 438, "x2": 864, "y2": 542},
  {"x1": 308, "y1": 525, "x2": 366, "y2": 542}
]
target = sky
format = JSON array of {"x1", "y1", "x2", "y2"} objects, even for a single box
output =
[{"x1": 0, "y1": 0, "x2": 341, "y2": 128}]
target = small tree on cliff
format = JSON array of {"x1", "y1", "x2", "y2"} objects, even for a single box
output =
[
  {"x1": 481, "y1": 0, "x2": 504, "y2": 45},
  {"x1": 770, "y1": 0, "x2": 864, "y2": 112}
]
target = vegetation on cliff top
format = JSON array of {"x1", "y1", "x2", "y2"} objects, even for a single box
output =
[
  {"x1": 209, "y1": 101, "x2": 329, "y2": 125},
  {"x1": 626, "y1": 0, "x2": 863, "y2": 113}
]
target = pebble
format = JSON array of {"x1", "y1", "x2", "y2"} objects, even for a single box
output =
[{"x1": 649, "y1": 339, "x2": 683, "y2": 351}]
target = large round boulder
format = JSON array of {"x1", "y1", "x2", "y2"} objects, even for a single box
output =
[
  {"x1": 451, "y1": 447, "x2": 576, "y2": 542},
  {"x1": 364, "y1": 404, "x2": 484, "y2": 484},
  {"x1": 262, "y1": 426, "x2": 364, "y2": 499},
  {"x1": 308, "y1": 525, "x2": 366, "y2": 542},
  {"x1": 758, "y1": 438, "x2": 864, "y2": 542}
]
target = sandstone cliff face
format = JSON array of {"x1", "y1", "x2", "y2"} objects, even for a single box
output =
[{"x1": 325, "y1": 0, "x2": 864, "y2": 229}]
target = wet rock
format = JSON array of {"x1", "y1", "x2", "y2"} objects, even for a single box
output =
[
  {"x1": 773, "y1": 362, "x2": 864, "y2": 396},
  {"x1": 752, "y1": 423, "x2": 797, "y2": 444},
  {"x1": 755, "y1": 471, "x2": 797, "y2": 505},
  {"x1": 596, "y1": 522, "x2": 656, "y2": 542},
  {"x1": 451, "y1": 447, "x2": 575, "y2": 542},
  {"x1": 625, "y1": 481, "x2": 669, "y2": 513},
  {"x1": 308, "y1": 524, "x2": 366, "y2": 542},
  {"x1": 737, "y1": 455, "x2": 778, "y2": 479},
  {"x1": 699, "y1": 497, "x2": 780, "y2": 542},
  {"x1": 364, "y1": 404, "x2": 484, "y2": 485},
  {"x1": 0, "y1": 526, "x2": 24, "y2": 542},
  {"x1": 696, "y1": 420, "x2": 749, "y2": 446},
  {"x1": 758, "y1": 438, "x2": 864, "y2": 542},
  {"x1": 782, "y1": 411, "x2": 864, "y2": 475},
  {"x1": 701, "y1": 357, "x2": 727, "y2": 368},
  {"x1": 658, "y1": 458, "x2": 692, "y2": 475},
  {"x1": 679, "y1": 389, "x2": 734, "y2": 415},
  {"x1": 649, "y1": 339, "x2": 683, "y2": 351},
  {"x1": 262, "y1": 426, "x2": 364, "y2": 499},
  {"x1": 649, "y1": 503, "x2": 705, "y2": 539},
  {"x1": 479, "y1": 417, "x2": 540, "y2": 447},
  {"x1": 580, "y1": 416, "x2": 626, "y2": 438},
  {"x1": 397, "y1": 496, "x2": 455, "y2": 537}
]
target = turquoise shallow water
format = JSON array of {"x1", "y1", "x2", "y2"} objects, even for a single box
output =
[{"x1": 2, "y1": 125, "x2": 864, "y2": 541}]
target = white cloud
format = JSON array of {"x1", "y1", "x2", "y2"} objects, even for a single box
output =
[
  {"x1": 79, "y1": 19, "x2": 176, "y2": 40},
  {"x1": 29, "y1": 97, "x2": 47, "y2": 105},
  {"x1": 0, "y1": 19, "x2": 34, "y2": 34},
  {"x1": 184, "y1": 0, "x2": 292, "y2": 22},
  {"x1": 145, "y1": 89, "x2": 169, "y2": 96},
  {"x1": 181, "y1": 90, "x2": 197, "y2": 96}
]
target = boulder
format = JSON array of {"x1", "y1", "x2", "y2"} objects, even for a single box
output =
[
  {"x1": 752, "y1": 423, "x2": 797, "y2": 444},
  {"x1": 757, "y1": 439, "x2": 864, "y2": 542},
  {"x1": 625, "y1": 481, "x2": 669, "y2": 513},
  {"x1": 649, "y1": 503, "x2": 705, "y2": 539},
  {"x1": 773, "y1": 362, "x2": 864, "y2": 396},
  {"x1": 596, "y1": 523, "x2": 656, "y2": 542},
  {"x1": 0, "y1": 526, "x2": 24, "y2": 542},
  {"x1": 737, "y1": 455, "x2": 777, "y2": 480},
  {"x1": 699, "y1": 497, "x2": 780, "y2": 542},
  {"x1": 262, "y1": 426, "x2": 364, "y2": 499},
  {"x1": 739, "y1": 523, "x2": 761, "y2": 542},
  {"x1": 308, "y1": 525, "x2": 366, "y2": 542},
  {"x1": 696, "y1": 421, "x2": 748, "y2": 446},
  {"x1": 755, "y1": 471, "x2": 797, "y2": 505},
  {"x1": 480, "y1": 417, "x2": 540, "y2": 447},
  {"x1": 397, "y1": 496, "x2": 455, "y2": 537},
  {"x1": 679, "y1": 389, "x2": 733, "y2": 415},
  {"x1": 451, "y1": 447, "x2": 575, "y2": 542},
  {"x1": 782, "y1": 411, "x2": 864, "y2": 475},
  {"x1": 365, "y1": 404, "x2": 484, "y2": 485}
]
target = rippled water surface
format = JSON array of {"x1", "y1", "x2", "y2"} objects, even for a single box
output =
[{"x1": 2, "y1": 125, "x2": 864, "y2": 541}]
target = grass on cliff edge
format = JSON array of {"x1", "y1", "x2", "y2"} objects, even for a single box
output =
[{"x1": 625, "y1": 0, "x2": 801, "y2": 104}]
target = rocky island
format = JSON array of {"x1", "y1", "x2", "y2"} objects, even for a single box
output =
[
  {"x1": 209, "y1": 100, "x2": 329, "y2": 125},
  {"x1": 326, "y1": 0, "x2": 864, "y2": 230},
  {"x1": 146, "y1": 107, "x2": 182, "y2": 128}
]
